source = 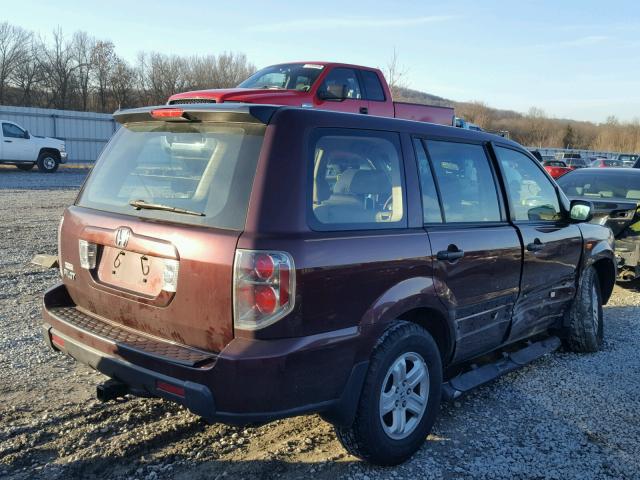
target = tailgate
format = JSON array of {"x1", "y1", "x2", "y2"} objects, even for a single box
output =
[{"x1": 60, "y1": 206, "x2": 238, "y2": 352}]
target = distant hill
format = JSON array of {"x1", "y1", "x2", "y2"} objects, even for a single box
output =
[
  {"x1": 391, "y1": 85, "x2": 638, "y2": 152},
  {"x1": 394, "y1": 86, "x2": 522, "y2": 119},
  {"x1": 393, "y1": 86, "x2": 453, "y2": 108}
]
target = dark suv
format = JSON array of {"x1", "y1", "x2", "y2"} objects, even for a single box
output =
[{"x1": 43, "y1": 104, "x2": 616, "y2": 465}]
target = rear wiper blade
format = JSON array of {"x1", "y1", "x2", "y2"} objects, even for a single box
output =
[{"x1": 129, "y1": 199, "x2": 205, "y2": 216}]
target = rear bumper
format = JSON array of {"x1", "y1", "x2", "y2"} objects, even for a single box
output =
[
  {"x1": 42, "y1": 283, "x2": 367, "y2": 425},
  {"x1": 42, "y1": 325, "x2": 216, "y2": 419}
]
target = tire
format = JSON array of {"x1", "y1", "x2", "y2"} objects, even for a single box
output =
[
  {"x1": 565, "y1": 266, "x2": 604, "y2": 352},
  {"x1": 616, "y1": 277, "x2": 640, "y2": 290},
  {"x1": 334, "y1": 321, "x2": 442, "y2": 465},
  {"x1": 37, "y1": 152, "x2": 59, "y2": 173},
  {"x1": 16, "y1": 163, "x2": 35, "y2": 171}
]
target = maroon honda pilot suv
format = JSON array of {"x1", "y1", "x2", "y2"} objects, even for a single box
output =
[{"x1": 43, "y1": 104, "x2": 615, "y2": 465}]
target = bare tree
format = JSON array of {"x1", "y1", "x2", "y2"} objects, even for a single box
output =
[
  {"x1": 142, "y1": 52, "x2": 188, "y2": 104},
  {"x1": 110, "y1": 56, "x2": 135, "y2": 110},
  {"x1": 72, "y1": 31, "x2": 95, "y2": 110},
  {"x1": 38, "y1": 28, "x2": 78, "y2": 109},
  {"x1": 185, "y1": 54, "x2": 217, "y2": 90},
  {"x1": 11, "y1": 40, "x2": 42, "y2": 107},
  {"x1": 524, "y1": 107, "x2": 551, "y2": 147},
  {"x1": 92, "y1": 40, "x2": 115, "y2": 112},
  {"x1": 211, "y1": 52, "x2": 255, "y2": 88},
  {"x1": 456, "y1": 101, "x2": 491, "y2": 129},
  {"x1": 384, "y1": 48, "x2": 408, "y2": 99},
  {"x1": 0, "y1": 22, "x2": 30, "y2": 104}
]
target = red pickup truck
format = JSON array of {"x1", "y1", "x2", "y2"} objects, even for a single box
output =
[{"x1": 167, "y1": 62, "x2": 455, "y2": 126}]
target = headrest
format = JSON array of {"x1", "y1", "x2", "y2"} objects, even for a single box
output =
[
  {"x1": 334, "y1": 168, "x2": 391, "y2": 195},
  {"x1": 326, "y1": 84, "x2": 346, "y2": 98}
]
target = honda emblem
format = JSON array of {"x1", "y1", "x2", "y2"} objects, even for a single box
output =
[{"x1": 115, "y1": 228, "x2": 131, "y2": 249}]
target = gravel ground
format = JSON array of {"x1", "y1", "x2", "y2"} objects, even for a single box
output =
[{"x1": 1, "y1": 166, "x2": 640, "y2": 479}]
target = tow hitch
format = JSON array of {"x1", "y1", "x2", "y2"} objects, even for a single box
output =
[{"x1": 97, "y1": 379, "x2": 129, "y2": 402}]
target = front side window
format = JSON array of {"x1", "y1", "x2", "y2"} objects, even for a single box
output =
[
  {"x1": 360, "y1": 70, "x2": 385, "y2": 101},
  {"x1": 495, "y1": 146, "x2": 561, "y2": 222},
  {"x1": 78, "y1": 122, "x2": 265, "y2": 230},
  {"x1": 2, "y1": 123, "x2": 25, "y2": 138},
  {"x1": 318, "y1": 68, "x2": 362, "y2": 100},
  {"x1": 311, "y1": 130, "x2": 404, "y2": 229},
  {"x1": 425, "y1": 140, "x2": 501, "y2": 223}
]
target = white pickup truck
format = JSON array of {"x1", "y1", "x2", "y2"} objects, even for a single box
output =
[{"x1": 1, "y1": 120, "x2": 67, "y2": 172}]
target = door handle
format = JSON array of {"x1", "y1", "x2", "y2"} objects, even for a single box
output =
[
  {"x1": 4, "y1": 140, "x2": 12, "y2": 143},
  {"x1": 436, "y1": 246, "x2": 465, "y2": 261},
  {"x1": 359, "y1": 107, "x2": 368, "y2": 114},
  {"x1": 527, "y1": 238, "x2": 545, "y2": 252}
]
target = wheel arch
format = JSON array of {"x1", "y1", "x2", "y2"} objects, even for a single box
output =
[
  {"x1": 38, "y1": 147, "x2": 61, "y2": 159},
  {"x1": 397, "y1": 307, "x2": 452, "y2": 366},
  {"x1": 356, "y1": 277, "x2": 454, "y2": 366},
  {"x1": 592, "y1": 257, "x2": 615, "y2": 304}
]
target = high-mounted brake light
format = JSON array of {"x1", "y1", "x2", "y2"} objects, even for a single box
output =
[
  {"x1": 233, "y1": 250, "x2": 295, "y2": 330},
  {"x1": 150, "y1": 108, "x2": 184, "y2": 119}
]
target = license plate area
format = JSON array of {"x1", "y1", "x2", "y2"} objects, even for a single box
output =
[{"x1": 97, "y1": 246, "x2": 165, "y2": 297}]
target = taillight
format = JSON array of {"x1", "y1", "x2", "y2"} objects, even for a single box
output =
[
  {"x1": 233, "y1": 250, "x2": 295, "y2": 330},
  {"x1": 78, "y1": 239, "x2": 97, "y2": 269}
]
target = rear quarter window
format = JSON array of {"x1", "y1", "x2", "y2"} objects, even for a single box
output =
[
  {"x1": 309, "y1": 129, "x2": 405, "y2": 231},
  {"x1": 360, "y1": 70, "x2": 386, "y2": 101}
]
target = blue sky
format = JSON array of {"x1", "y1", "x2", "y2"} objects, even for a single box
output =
[{"x1": 6, "y1": 0, "x2": 640, "y2": 122}]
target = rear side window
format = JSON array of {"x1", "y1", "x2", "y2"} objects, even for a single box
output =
[
  {"x1": 360, "y1": 70, "x2": 386, "y2": 101},
  {"x1": 78, "y1": 122, "x2": 265, "y2": 230},
  {"x1": 413, "y1": 139, "x2": 443, "y2": 223},
  {"x1": 495, "y1": 147, "x2": 561, "y2": 222},
  {"x1": 425, "y1": 140, "x2": 501, "y2": 223},
  {"x1": 310, "y1": 130, "x2": 404, "y2": 230},
  {"x1": 318, "y1": 68, "x2": 362, "y2": 99}
]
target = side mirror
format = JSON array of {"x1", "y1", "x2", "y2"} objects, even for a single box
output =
[
  {"x1": 24, "y1": 130, "x2": 30, "y2": 139},
  {"x1": 570, "y1": 199, "x2": 593, "y2": 222},
  {"x1": 317, "y1": 84, "x2": 347, "y2": 101}
]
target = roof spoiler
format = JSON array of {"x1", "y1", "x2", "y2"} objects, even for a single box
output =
[{"x1": 113, "y1": 104, "x2": 280, "y2": 125}]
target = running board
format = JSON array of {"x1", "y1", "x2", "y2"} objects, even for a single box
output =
[{"x1": 441, "y1": 336, "x2": 561, "y2": 401}]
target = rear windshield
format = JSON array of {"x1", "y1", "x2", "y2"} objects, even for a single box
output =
[
  {"x1": 77, "y1": 122, "x2": 265, "y2": 230},
  {"x1": 558, "y1": 172, "x2": 640, "y2": 200}
]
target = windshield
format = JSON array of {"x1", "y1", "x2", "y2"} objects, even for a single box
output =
[
  {"x1": 592, "y1": 159, "x2": 621, "y2": 167},
  {"x1": 238, "y1": 63, "x2": 324, "y2": 91},
  {"x1": 558, "y1": 171, "x2": 640, "y2": 200},
  {"x1": 77, "y1": 122, "x2": 265, "y2": 230}
]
